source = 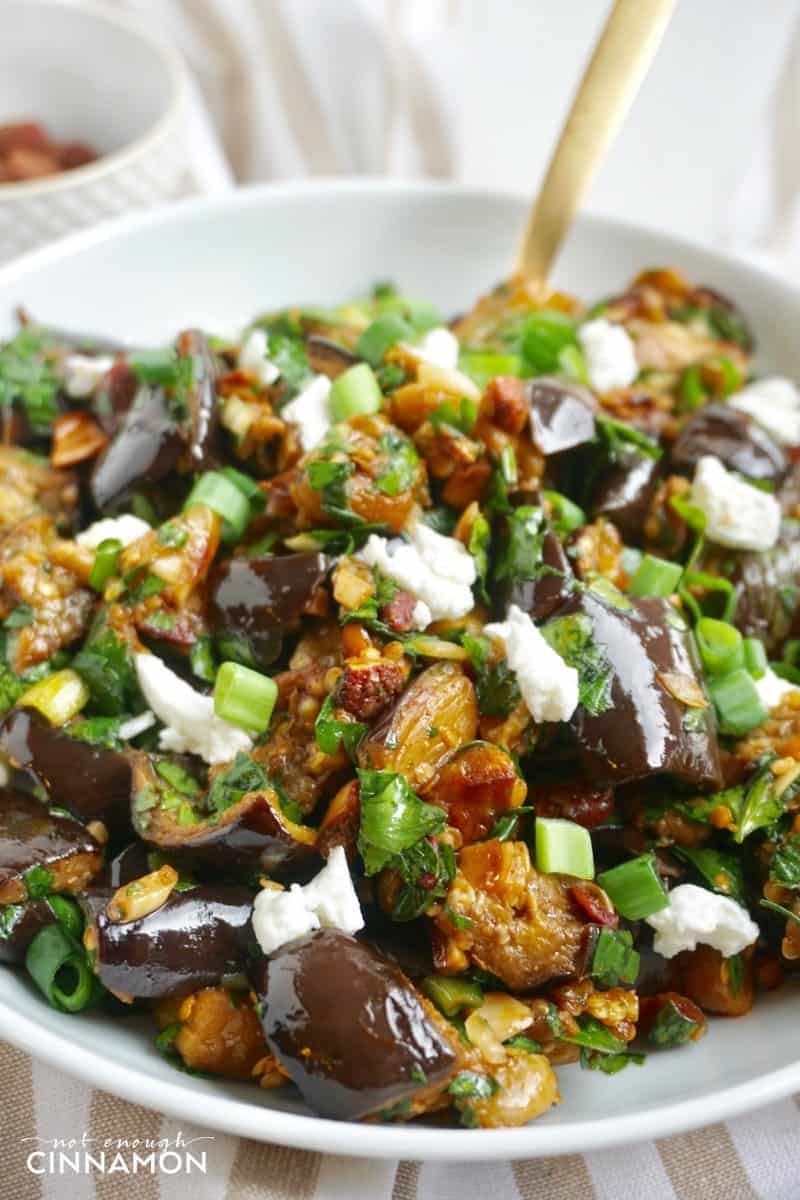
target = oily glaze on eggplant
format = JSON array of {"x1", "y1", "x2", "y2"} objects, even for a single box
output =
[
  {"x1": 561, "y1": 590, "x2": 722, "y2": 788},
  {"x1": 0, "y1": 708, "x2": 131, "y2": 834},
  {"x1": 670, "y1": 404, "x2": 787, "y2": 483},
  {"x1": 727, "y1": 529, "x2": 800, "y2": 656},
  {"x1": 254, "y1": 929, "x2": 459, "y2": 1121},
  {"x1": 526, "y1": 378, "x2": 596, "y2": 457},
  {"x1": 306, "y1": 336, "x2": 360, "y2": 379},
  {"x1": 82, "y1": 884, "x2": 255, "y2": 1000},
  {"x1": 0, "y1": 898, "x2": 55, "y2": 963},
  {"x1": 131, "y1": 753, "x2": 318, "y2": 877},
  {"x1": 90, "y1": 383, "x2": 184, "y2": 512},
  {"x1": 502, "y1": 527, "x2": 575, "y2": 622},
  {"x1": 0, "y1": 790, "x2": 102, "y2": 905},
  {"x1": 209, "y1": 552, "x2": 329, "y2": 669},
  {"x1": 589, "y1": 447, "x2": 661, "y2": 541}
]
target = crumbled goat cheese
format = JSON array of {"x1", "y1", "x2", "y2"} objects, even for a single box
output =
[
  {"x1": 252, "y1": 846, "x2": 364, "y2": 956},
  {"x1": 281, "y1": 374, "x2": 333, "y2": 452},
  {"x1": 729, "y1": 377, "x2": 800, "y2": 448},
  {"x1": 401, "y1": 326, "x2": 460, "y2": 370},
  {"x1": 135, "y1": 653, "x2": 252, "y2": 765},
  {"x1": 238, "y1": 329, "x2": 280, "y2": 387},
  {"x1": 357, "y1": 522, "x2": 477, "y2": 627},
  {"x1": 577, "y1": 318, "x2": 639, "y2": 393},
  {"x1": 62, "y1": 354, "x2": 114, "y2": 399},
  {"x1": 118, "y1": 710, "x2": 156, "y2": 741},
  {"x1": 755, "y1": 667, "x2": 800, "y2": 711},
  {"x1": 690, "y1": 455, "x2": 781, "y2": 552},
  {"x1": 646, "y1": 883, "x2": 759, "y2": 959},
  {"x1": 484, "y1": 604, "x2": 579, "y2": 724},
  {"x1": 76, "y1": 514, "x2": 151, "y2": 549}
]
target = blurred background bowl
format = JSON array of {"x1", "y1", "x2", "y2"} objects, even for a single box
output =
[{"x1": 0, "y1": 0, "x2": 189, "y2": 263}]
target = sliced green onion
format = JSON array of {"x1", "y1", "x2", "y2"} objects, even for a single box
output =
[
  {"x1": 695, "y1": 617, "x2": 744, "y2": 677},
  {"x1": 220, "y1": 466, "x2": 266, "y2": 512},
  {"x1": 185, "y1": 470, "x2": 250, "y2": 543},
  {"x1": 25, "y1": 923, "x2": 96, "y2": 1013},
  {"x1": 329, "y1": 363, "x2": 383, "y2": 422},
  {"x1": 535, "y1": 817, "x2": 594, "y2": 880},
  {"x1": 357, "y1": 314, "x2": 411, "y2": 366},
  {"x1": 129, "y1": 347, "x2": 179, "y2": 386},
  {"x1": 19, "y1": 669, "x2": 89, "y2": 726},
  {"x1": 596, "y1": 854, "x2": 667, "y2": 920},
  {"x1": 46, "y1": 895, "x2": 84, "y2": 940},
  {"x1": 458, "y1": 349, "x2": 522, "y2": 388},
  {"x1": 591, "y1": 928, "x2": 640, "y2": 988},
  {"x1": 89, "y1": 538, "x2": 122, "y2": 592},
  {"x1": 190, "y1": 635, "x2": 217, "y2": 684},
  {"x1": 680, "y1": 569, "x2": 737, "y2": 624},
  {"x1": 543, "y1": 490, "x2": 585, "y2": 537},
  {"x1": 213, "y1": 661, "x2": 277, "y2": 736},
  {"x1": 629, "y1": 554, "x2": 683, "y2": 598},
  {"x1": 678, "y1": 364, "x2": 707, "y2": 411},
  {"x1": 709, "y1": 668, "x2": 767, "y2": 736},
  {"x1": 420, "y1": 974, "x2": 484, "y2": 1018},
  {"x1": 500, "y1": 444, "x2": 518, "y2": 488},
  {"x1": 743, "y1": 637, "x2": 768, "y2": 680},
  {"x1": 521, "y1": 310, "x2": 576, "y2": 374}
]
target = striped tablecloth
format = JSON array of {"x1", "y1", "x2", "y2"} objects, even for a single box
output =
[{"x1": 2, "y1": 1041, "x2": 798, "y2": 1200}]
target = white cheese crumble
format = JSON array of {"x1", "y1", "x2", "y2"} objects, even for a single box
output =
[
  {"x1": 76, "y1": 514, "x2": 151, "y2": 549},
  {"x1": 484, "y1": 604, "x2": 579, "y2": 724},
  {"x1": 357, "y1": 522, "x2": 477, "y2": 628},
  {"x1": 62, "y1": 353, "x2": 114, "y2": 399},
  {"x1": 238, "y1": 329, "x2": 280, "y2": 387},
  {"x1": 690, "y1": 455, "x2": 781, "y2": 552},
  {"x1": 401, "y1": 326, "x2": 460, "y2": 370},
  {"x1": 645, "y1": 883, "x2": 759, "y2": 959},
  {"x1": 118, "y1": 710, "x2": 156, "y2": 741},
  {"x1": 577, "y1": 318, "x2": 639, "y2": 393},
  {"x1": 252, "y1": 845, "x2": 364, "y2": 956},
  {"x1": 281, "y1": 374, "x2": 333, "y2": 452},
  {"x1": 728, "y1": 377, "x2": 800, "y2": 448},
  {"x1": 135, "y1": 653, "x2": 253, "y2": 765},
  {"x1": 755, "y1": 667, "x2": 800, "y2": 710}
]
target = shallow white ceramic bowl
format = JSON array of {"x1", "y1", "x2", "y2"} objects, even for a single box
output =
[
  {"x1": 0, "y1": 0, "x2": 189, "y2": 263},
  {"x1": 0, "y1": 181, "x2": 798, "y2": 1160}
]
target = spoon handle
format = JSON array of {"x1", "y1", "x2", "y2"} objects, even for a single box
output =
[{"x1": 516, "y1": 0, "x2": 676, "y2": 280}]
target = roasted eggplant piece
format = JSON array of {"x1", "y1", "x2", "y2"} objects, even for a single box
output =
[
  {"x1": 176, "y1": 329, "x2": 220, "y2": 471},
  {"x1": 726, "y1": 530, "x2": 800, "y2": 656},
  {"x1": 0, "y1": 708, "x2": 131, "y2": 835},
  {"x1": 82, "y1": 884, "x2": 255, "y2": 1001},
  {"x1": 559, "y1": 590, "x2": 722, "y2": 788},
  {"x1": 306, "y1": 336, "x2": 360, "y2": 379},
  {"x1": 501, "y1": 527, "x2": 575, "y2": 622},
  {"x1": 0, "y1": 898, "x2": 55, "y2": 964},
  {"x1": 209, "y1": 552, "x2": 329, "y2": 669},
  {"x1": 90, "y1": 383, "x2": 184, "y2": 512},
  {"x1": 0, "y1": 790, "x2": 102, "y2": 905},
  {"x1": 131, "y1": 752, "x2": 318, "y2": 877},
  {"x1": 253, "y1": 929, "x2": 459, "y2": 1121},
  {"x1": 589, "y1": 447, "x2": 661, "y2": 541},
  {"x1": 526, "y1": 378, "x2": 596, "y2": 457},
  {"x1": 670, "y1": 403, "x2": 786, "y2": 484}
]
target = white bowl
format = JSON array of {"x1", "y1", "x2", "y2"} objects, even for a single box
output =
[
  {"x1": 0, "y1": 181, "x2": 798, "y2": 1160},
  {"x1": 0, "y1": 0, "x2": 189, "y2": 264}
]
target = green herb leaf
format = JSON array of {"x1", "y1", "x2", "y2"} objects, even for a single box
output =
[
  {"x1": 0, "y1": 328, "x2": 60, "y2": 436},
  {"x1": 448, "y1": 1071, "x2": 498, "y2": 1100},
  {"x1": 357, "y1": 768, "x2": 447, "y2": 876},
  {"x1": 314, "y1": 693, "x2": 367, "y2": 759},
  {"x1": 23, "y1": 865, "x2": 53, "y2": 900},
  {"x1": 461, "y1": 632, "x2": 521, "y2": 719},
  {"x1": 206, "y1": 752, "x2": 269, "y2": 815},
  {"x1": 591, "y1": 928, "x2": 640, "y2": 988},
  {"x1": 770, "y1": 835, "x2": 800, "y2": 888},
  {"x1": 375, "y1": 430, "x2": 419, "y2": 496},
  {"x1": 673, "y1": 846, "x2": 747, "y2": 905},
  {"x1": 541, "y1": 612, "x2": 613, "y2": 716}
]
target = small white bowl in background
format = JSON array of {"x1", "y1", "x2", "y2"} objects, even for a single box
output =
[{"x1": 0, "y1": 0, "x2": 190, "y2": 263}]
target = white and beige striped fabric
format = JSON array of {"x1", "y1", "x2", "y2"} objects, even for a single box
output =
[{"x1": 3, "y1": 1040, "x2": 799, "y2": 1199}]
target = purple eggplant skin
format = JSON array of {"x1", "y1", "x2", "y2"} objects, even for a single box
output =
[
  {"x1": 502, "y1": 528, "x2": 575, "y2": 623},
  {"x1": 0, "y1": 790, "x2": 103, "y2": 905},
  {"x1": 558, "y1": 590, "x2": 722, "y2": 790},
  {"x1": 90, "y1": 383, "x2": 184, "y2": 512},
  {"x1": 589, "y1": 448, "x2": 661, "y2": 541},
  {"x1": 254, "y1": 929, "x2": 459, "y2": 1122},
  {"x1": 0, "y1": 708, "x2": 132, "y2": 836},
  {"x1": 670, "y1": 404, "x2": 787, "y2": 484},
  {"x1": 306, "y1": 336, "x2": 360, "y2": 379},
  {"x1": 82, "y1": 885, "x2": 255, "y2": 1001},
  {"x1": 209, "y1": 552, "x2": 329, "y2": 669},
  {"x1": 526, "y1": 378, "x2": 596, "y2": 457},
  {"x1": 730, "y1": 529, "x2": 800, "y2": 656},
  {"x1": 177, "y1": 329, "x2": 220, "y2": 472},
  {"x1": 0, "y1": 899, "x2": 54, "y2": 964}
]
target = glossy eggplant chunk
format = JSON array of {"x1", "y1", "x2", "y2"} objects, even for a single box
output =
[
  {"x1": 254, "y1": 929, "x2": 458, "y2": 1121},
  {"x1": 526, "y1": 378, "x2": 596, "y2": 457},
  {"x1": 561, "y1": 591, "x2": 722, "y2": 789},
  {"x1": 503, "y1": 528, "x2": 575, "y2": 622},
  {"x1": 670, "y1": 404, "x2": 786, "y2": 484},
  {"x1": 177, "y1": 329, "x2": 220, "y2": 471},
  {"x1": 0, "y1": 708, "x2": 131, "y2": 835},
  {"x1": 90, "y1": 383, "x2": 184, "y2": 512},
  {"x1": 102, "y1": 842, "x2": 153, "y2": 889},
  {"x1": 589, "y1": 447, "x2": 660, "y2": 540},
  {"x1": 83, "y1": 885, "x2": 255, "y2": 1000},
  {"x1": 209, "y1": 552, "x2": 329, "y2": 669},
  {"x1": 131, "y1": 753, "x2": 318, "y2": 877},
  {"x1": 306, "y1": 336, "x2": 360, "y2": 379},
  {"x1": 0, "y1": 790, "x2": 102, "y2": 905},
  {"x1": 729, "y1": 530, "x2": 800, "y2": 656},
  {"x1": 0, "y1": 898, "x2": 54, "y2": 964}
]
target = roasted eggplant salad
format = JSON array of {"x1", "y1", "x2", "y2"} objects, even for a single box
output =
[{"x1": 1, "y1": 267, "x2": 800, "y2": 1128}]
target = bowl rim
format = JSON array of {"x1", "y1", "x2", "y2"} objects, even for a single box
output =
[
  {"x1": 0, "y1": 0, "x2": 188, "y2": 199},
  {"x1": 1, "y1": 178, "x2": 799, "y2": 1159}
]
